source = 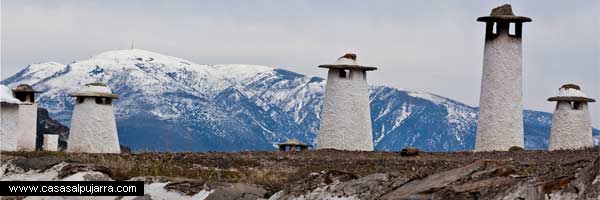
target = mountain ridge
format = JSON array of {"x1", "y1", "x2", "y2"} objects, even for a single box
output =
[{"x1": 2, "y1": 49, "x2": 598, "y2": 152}]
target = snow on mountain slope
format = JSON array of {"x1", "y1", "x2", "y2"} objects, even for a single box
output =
[
  {"x1": 2, "y1": 49, "x2": 597, "y2": 152},
  {"x1": 3, "y1": 62, "x2": 66, "y2": 86}
]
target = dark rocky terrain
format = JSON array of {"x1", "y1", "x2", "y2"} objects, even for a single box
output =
[{"x1": 2, "y1": 148, "x2": 599, "y2": 199}]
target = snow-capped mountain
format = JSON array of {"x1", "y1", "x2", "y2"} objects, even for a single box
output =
[{"x1": 3, "y1": 49, "x2": 598, "y2": 151}]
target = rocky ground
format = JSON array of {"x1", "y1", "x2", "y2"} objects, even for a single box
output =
[{"x1": 1, "y1": 148, "x2": 599, "y2": 200}]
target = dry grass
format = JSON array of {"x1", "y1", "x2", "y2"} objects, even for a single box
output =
[
  {"x1": 1, "y1": 151, "x2": 245, "y2": 182},
  {"x1": 2, "y1": 147, "x2": 599, "y2": 194}
]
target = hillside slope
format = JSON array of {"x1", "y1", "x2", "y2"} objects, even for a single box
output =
[{"x1": 3, "y1": 49, "x2": 598, "y2": 151}]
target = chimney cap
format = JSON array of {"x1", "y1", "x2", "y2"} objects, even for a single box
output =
[
  {"x1": 12, "y1": 84, "x2": 41, "y2": 93},
  {"x1": 477, "y1": 4, "x2": 532, "y2": 23},
  {"x1": 69, "y1": 82, "x2": 119, "y2": 99},
  {"x1": 548, "y1": 84, "x2": 595, "y2": 102},
  {"x1": 319, "y1": 53, "x2": 377, "y2": 71},
  {"x1": 278, "y1": 138, "x2": 310, "y2": 147}
]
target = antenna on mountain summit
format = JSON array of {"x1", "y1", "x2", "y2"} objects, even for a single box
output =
[{"x1": 130, "y1": 41, "x2": 134, "y2": 49}]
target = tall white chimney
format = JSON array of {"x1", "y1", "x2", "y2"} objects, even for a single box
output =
[{"x1": 475, "y1": 4, "x2": 532, "y2": 151}]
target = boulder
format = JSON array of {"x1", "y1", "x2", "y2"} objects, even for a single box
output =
[
  {"x1": 11, "y1": 156, "x2": 62, "y2": 171},
  {"x1": 490, "y1": 4, "x2": 514, "y2": 16},
  {"x1": 285, "y1": 170, "x2": 358, "y2": 195},
  {"x1": 205, "y1": 183, "x2": 267, "y2": 200},
  {"x1": 553, "y1": 156, "x2": 600, "y2": 199},
  {"x1": 337, "y1": 173, "x2": 392, "y2": 199},
  {"x1": 381, "y1": 160, "x2": 510, "y2": 199},
  {"x1": 164, "y1": 181, "x2": 207, "y2": 196},
  {"x1": 509, "y1": 146, "x2": 524, "y2": 152},
  {"x1": 58, "y1": 163, "x2": 113, "y2": 179},
  {"x1": 400, "y1": 147, "x2": 420, "y2": 157}
]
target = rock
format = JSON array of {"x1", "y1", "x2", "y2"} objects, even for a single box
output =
[
  {"x1": 450, "y1": 177, "x2": 513, "y2": 193},
  {"x1": 496, "y1": 180, "x2": 546, "y2": 200},
  {"x1": 58, "y1": 163, "x2": 113, "y2": 179},
  {"x1": 164, "y1": 181, "x2": 207, "y2": 195},
  {"x1": 553, "y1": 156, "x2": 600, "y2": 199},
  {"x1": 0, "y1": 155, "x2": 17, "y2": 163},
  {"x1": 285, "y1": 170, "x2": 358, "y2": 196},
  {"x1": 339, "y1": 53, "x2": 357, "y2": 61},
  {"x1": 490, "y1": 4, "x2": 514, "y2": 16},
  {"x1": 509, "y1": 146, "x2": 524, "y2": 152},
  {"x1": 11, "y1": 156, "x2": 63, "y2": 171},
  {"x1": 381, "y1": 160, "x2": 506, "y2": 199},
  {"x1": 205, "y1": 183, "x2": 267, "y2": 200},
  {"x1": 132, "y1": 194, "x2": 153, "y2": 200},
  {"x1": 389, "y1": 177, "x2": 411, "y2": 189},
  {"x1": 541, "y1": 176, "x2": 574, "y2": 193},
  {"x1": 271, "y1": 170, "x2": 359, "y2": 199},
  {"x1": 492, "y1": 157, "x2": 600, "y2": 199},
  {"x1": 400, "y1": 147, "x2": 420, "y2": 157},
  {"x1": 337, "y1": 173, "x2": 392, "y2": 199},
  {"x1": 130, "y1": 176, "x2": 177, "y2": 184},
  {"x1": 438, "y1": 177, "x2": 514, "y2": 199},
  {"x1": 61, "y1": 171, "x2": 113, "y2": 181},
  {"x1": 82, "y1": 172, "x2": 113, "y2": 181}
]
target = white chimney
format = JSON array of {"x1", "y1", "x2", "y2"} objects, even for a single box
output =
[
  {"x1": 1, "y1": 84, "x2": 22, "y2": 151},
  {"x1": 12, "y1": 84, "x2": 40, "y2": 151},
  {"x1": 43, "y1": 134, "x2": 59, "y2": 151},
  {"x1": 548, "y1": 84, "x2": 595, "y2": 150},
  {"x1": 316, "y1": 53, "x2": 377, "y2": 151},
  {"x1": 67, "y1": 83, "x2": 121, "y2": 153},
  {"x1": 475, "y1": 4, "x2": 531, "y2": 151}
]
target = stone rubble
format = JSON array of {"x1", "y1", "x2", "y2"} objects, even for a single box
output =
[{"x1": 1, "y1": 152, "x2": 599, "y2": 200}]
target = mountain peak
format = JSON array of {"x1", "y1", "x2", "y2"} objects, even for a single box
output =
[
  {"x1": 3, "y1": 49, "x2": 597, "y2": 152},
  {"x1": 92, "y1": 49, "x2": 194, "y2": 65}
]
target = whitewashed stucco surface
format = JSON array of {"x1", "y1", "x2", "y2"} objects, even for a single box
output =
[
  {"x1": 476, "y1": 28, "x2": 524, "y2": 151},
  {"x1": 67, "y1": 97, "x2": 120, "y2": 153},
  {"x1": 43, "y1": 134, "x2": 59, "y2": 151},
  {"x1": 558, "y1": 87, "x2": 589, "y2": 98},
  {"x1": 17, "y1": 104, "x2": 37, "y2": 151},
  {"x1": 72, "y1": 84, "x2": 113, "y2": 94},
  {"x1": 549, "y1": 102, "x2": 594, "y2": 150},
  {"x1": 317, "y1": 68, "x2": 374, "y2": 151},
  {"x1": 1, "y1": 104, "x2": 20, "y2": 151}
]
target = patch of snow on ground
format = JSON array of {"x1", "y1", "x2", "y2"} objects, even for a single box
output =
[{"x1": 0, "y1": 162, "x2": 67, "y2": 181}]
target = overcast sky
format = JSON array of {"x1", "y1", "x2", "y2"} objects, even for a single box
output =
[{"x1": 2, "y1": 0, "x2": 599, "y2": 127}]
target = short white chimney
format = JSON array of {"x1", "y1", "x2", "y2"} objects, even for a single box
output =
[
  {"x1": 548, "y1": 84, "x2": 596, "y2": 150},
  {"x1": 43, "y1": 134, "x2": 59, "y2": 151},
  {"x1": 12, "y1": 84, "x2": 40, "y2": 151},
  {"x1": 316, "y1": 53, "x2": 377, "y2": 151},
  {"x1": 67, "y1": 83, "x2": 121, "y2": 154}
]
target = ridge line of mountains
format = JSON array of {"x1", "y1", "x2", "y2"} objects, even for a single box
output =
[{"x1": 2, "y1": 49, "x2": 598, "y2": 152}]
